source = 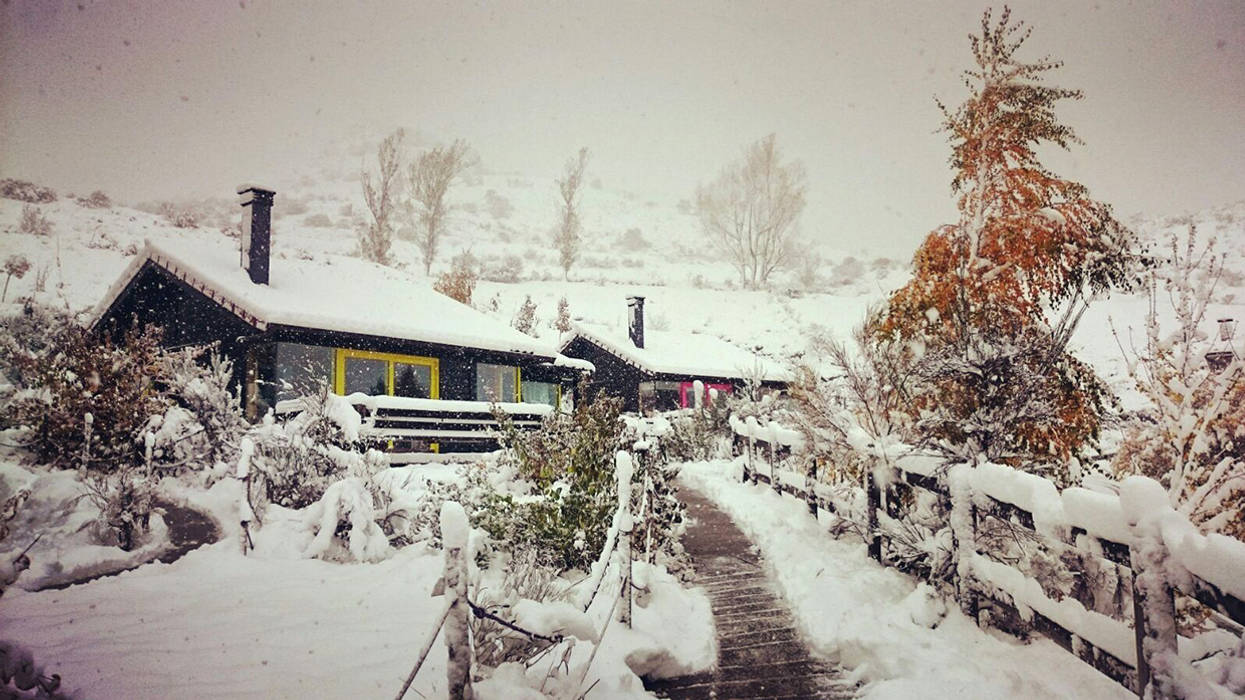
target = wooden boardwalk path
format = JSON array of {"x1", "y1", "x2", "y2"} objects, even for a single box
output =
[{"x1": 646, "y1": 487, "x2": 856, "y2": 699}]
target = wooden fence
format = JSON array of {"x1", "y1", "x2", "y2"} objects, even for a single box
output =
[
  {"x1": 394, "y1": 450, "x2": 642, "y2": 700},
  {"x1": 732, "y1": 423, "x2": 1245, "y2": 699}
]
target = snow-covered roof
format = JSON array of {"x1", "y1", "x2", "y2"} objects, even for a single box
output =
[
  {"x1": 93, "y1": 237, "x2": 557, "y2": 358},
  {"x1": 561, "y1": 322, "x2": 790, "y2": 382}
]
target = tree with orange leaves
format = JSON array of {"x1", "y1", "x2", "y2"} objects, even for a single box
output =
[{"x1": 874, "y1": 7, "x2": 1139, "y2": 479}]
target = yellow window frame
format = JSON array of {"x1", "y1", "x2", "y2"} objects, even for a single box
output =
[
  {"x1": 519, "y1": 376, "x2": 562, "y2": 409},
  {"x1": 333, "y1": 348, "x2": 440, "y2": 399}
]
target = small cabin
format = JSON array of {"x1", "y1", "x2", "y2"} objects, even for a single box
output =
[
  {"x1": 91, "y1": 185, "x2": 587, "y2": 454},
  {"x1": 558, "y1": 296, "x2": 788, "y2": 413}
]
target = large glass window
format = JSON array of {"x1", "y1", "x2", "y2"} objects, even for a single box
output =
[
  {"x1": 394, "y1": 362, "x2": 433, "y2": 399},
  {"x1": 343, "y1": 356, "x2": 388, "y2": 396},
  {"x1": 521, "y1": 379, "x2": 558, "y2": 407},
  {"x1": 334, "y1": 349, "x2": 439, "y2": 399},
  {"x1": 476, "y1": 363, "x2": 518, "y2": 402},
  {"x1": 274, "y1": 343, "x2": 334, "y2": 402},
  {"x1": 653, "y1": 381, "x2": 681, "y2": 411}
]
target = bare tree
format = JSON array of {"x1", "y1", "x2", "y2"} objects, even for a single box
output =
[
  {"x1": 359, "y1": 129, "x2": 404, "y2": 265},
  {"x1": 409, "y1": 139, "x2": 476, "y2": 274},
  {"x1": 554, "y1": 147, "x2": 589, "y2": 280},
  {"x1": 696, "y1": 134, "x2": 806, "y2": 289}
]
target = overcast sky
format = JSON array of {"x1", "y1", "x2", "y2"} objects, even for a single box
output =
[{"x1": 2, "y1": 0, "x2": 1242, "y2": 252}]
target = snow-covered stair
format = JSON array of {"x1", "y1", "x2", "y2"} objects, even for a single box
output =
[{"x1": 646, "y1": 487, "x2": 856, "y2": 699}]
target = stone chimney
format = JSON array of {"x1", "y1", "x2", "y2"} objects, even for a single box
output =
[
  {"x1": 237, "y1": 184, "x2": 275, "y2": 285},
  {"x1": 627, "y1": 295, "x2": 645, "y2": 349}
]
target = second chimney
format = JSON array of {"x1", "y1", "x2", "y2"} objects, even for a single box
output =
[
  {"x1": 237, "y1": 184, "x2": 275, "y2": 285},
  {"x1": 627, "y1": 295, "x2": 645, "y2": 349}
]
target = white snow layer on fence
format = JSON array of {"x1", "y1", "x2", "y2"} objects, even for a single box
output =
[{"x1": 728, "y1": 415, "x2": 804, "y2": 449}]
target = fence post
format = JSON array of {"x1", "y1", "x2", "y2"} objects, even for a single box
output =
[
  {"x1": 946, "y1": 466, "x2": 979, "y2": 621},
  {"x1": 237, "y1": 437, "x2": 255, "y2": 555},
  {"x1": 761, "y1": 440, "x2": 771, "y2": 490},
  {"x1": 866, "y1": 467, "x2": 881, "y2": 562},
  {"x1": 806, "y1": 457, "x2": 818, "y2": 516},
  {"x1": 616, "y1": 452, "x2": 634, "y2": 629},
  {"x1": 748, "y1": 437, "x2": 758, "y2": 486},
  {"x1": 440, "y1": 502, "x2": 473, "y2": 700},
  {"x1": 1128, "y1": 536, "x2": 1178, "y2": 697}
]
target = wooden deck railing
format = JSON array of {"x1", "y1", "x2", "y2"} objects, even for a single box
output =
[{"x1": 730, "y1": 417, "x2": 1245, "y2": 700}]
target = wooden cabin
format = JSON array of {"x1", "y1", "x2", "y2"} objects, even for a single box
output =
[
  {"x1": 558, "y1": 296, "x2": 788, "y2": 413},
  {"x1": 91, "y1": 185, "x2": 588, "y2": 454}
]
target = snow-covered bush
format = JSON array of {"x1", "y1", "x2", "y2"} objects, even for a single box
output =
[
  {"x1": 433, "y1": 250, "x2": 479, "y2": 305},
  {"x1": 0, "y1": 640, "x2": 74, "y2": 699},
  {"x1": 76, "y1": 189, "x2": 111, "y2": 209},
  {"x1": 144, "y1": 348, "x2": 248, "y2": 480},
  {"x1": 18, "y1": 204, "x2": 52, "y2": 236},
  {"x1": 2, "y1": 254, "x2": 30, "y2": 303},
  {"x1": 302, "y1": 477, "x2": 391, "y2": 563},
  {"x1": 470, "y1": 547, "x2": 568, "y2": 667},
  {"x1": 247, "y1": 385, "x2": 362, "y2": 510},
  {"x1": 3, "y1": 310, "x2": 168, "y2": 472},
  {"x1": 157, "y1": 201, "x2": 198, "y2": 228},
  {"x1": 1113, "y1": 227, "x2": 1244, "y2": 538},
  {"x1": 486, "y1": 386, "x2": 625, "y2": 570},
  {"x1": 511, "y1": 295, "x2": 537, "y2": 336},
  {"x1": 0, "y1": 178, "x2": 57, "y2": 203},
  {"x1": 83, "y1": 466, "x2": 157, "y2": 551}
]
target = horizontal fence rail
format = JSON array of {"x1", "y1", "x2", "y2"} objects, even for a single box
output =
[{"x1": 730, "y1": 417, "x2": 1245, "y2": 700}]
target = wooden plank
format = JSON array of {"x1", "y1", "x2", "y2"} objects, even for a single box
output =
[{"x1": 976, "y1": 592, "x2": 1136, "y2": 691}]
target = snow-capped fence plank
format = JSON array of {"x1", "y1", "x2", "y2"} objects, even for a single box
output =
[{"x1": 725, "y1": 414, "x2": 1245, "y2": 699}]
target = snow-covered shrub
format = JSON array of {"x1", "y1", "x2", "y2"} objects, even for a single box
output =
[
  {"x1": 157, "y1": 201, "x2": 198, "y2": 228},
  {"x1": 1113, "y1": 227, "x2": 1244, "y2": 538},
  {"x1": 629, "y1": 448, "x2": 689, "y2": 570},
  {"x1": 302, "y1": 477, "x2": 390, "y2": 563},
  {"x1": 433, "y1": 250, "x2": 479, "y2": 305},
  {"x1": 554, "y1": 296, "x2": 572, "y2": 334},
  {"x1": 470, "y1": 547, "x2": 568, "y2": 667},
  {"x1": 247, "y1": 386, "x2": 361, "y2": 510},
  {"x1": 482, "y1": 254, "x2": 523, "y2": 283},
  {"x1": 483, "y1": 189, "x2": 513, "y2": 220},
  {"x1": 18, "y1": 204, "x2": 52, "y2": 236},
  {"x1": 76, "y1": 189, "x2": 111, "y2": 209},
  {"x1": 486, "y1": 386, "x2": 625, "y2": 570},
  {"x1": 0, "y1": 490, "x2": 32, "y2": 597},
  {"x1": 0, "y1": 178, "x2": 57, "y2": 203},
  {"x1": 0, "y1": 640, "x2": 74, "y2": 699},
  {"x1": 511, "y1": 295, "x2": 537, "y2": 336},
  {"x1": 4, "y1": 311, "x2": 168, "y2": 472},
  {"x1": 147, "y1": 348, "x2": 248, "y2": 479},
  {"x1": 83, "y1": 466, "x2": 157, "y2": 551},
  {"x1": 2, "y1": 254, "x2": 30, "y2": 303}
]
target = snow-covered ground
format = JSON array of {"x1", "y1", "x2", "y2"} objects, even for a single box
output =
[
  {"x1": 679, "y1": 460, "x2": 1136, "y2": 700},
  {"x1": 0, "y1": 461, "x2": 714, "y2": 699}
]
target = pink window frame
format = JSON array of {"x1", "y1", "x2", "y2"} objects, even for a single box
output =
[{"x1": 678, "y1": 381, "x2": 733, "y2": 408}]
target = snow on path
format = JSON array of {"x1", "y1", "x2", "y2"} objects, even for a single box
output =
[
  {"x1": 679, "y1": 461, "x2": 1134, "y2": 700},
  {"x1": 0, "y1": 541, "x2": 452, "y2": 699}
]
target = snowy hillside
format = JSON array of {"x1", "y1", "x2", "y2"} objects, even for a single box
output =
[{"x1": 0, "y1": 176, "x2": 1242, "y2": 408}]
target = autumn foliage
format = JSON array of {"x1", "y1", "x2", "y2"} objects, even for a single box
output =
[{"x1": 875, "y1": 8, "x2": 1138, "y2": 473}]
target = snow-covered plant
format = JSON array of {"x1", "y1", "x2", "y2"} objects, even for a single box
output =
[
  {"x1": 146, "y1": 348, "x2": 248, "y2": 479},
  {"x1": 1113, "y1": 227, "x2": 1244, "y2": 537},
  {"x1": 18, "y1": 204, "x2": 52, "y2": 236},
  {"x1": 5, "y1": 313, "x2": 168, "y2": 472},
  {"x1": 470, "y1": 547, "x2": 567, "y2": 668},
  {"x1": 554, "y1": 296, "x2": 572, "y2": 334},
  {"x1": 2, "y1": 254, "x2": 30, "y2": 302},
  {"x1": 0, "y1": 640, "x2": 75, "y2": 699},
  {"x1": 873, "y1": 8, "x2": 1139, "y2": 473},
  {"x1": 302, "y1": 477, "x2": 391, "y2": 563},
  {"x1": 0, "y1": 490, "x2": 32, "y2": 597},
  {"x1": 553, "y1": 147, "x2": 589, "y2": 280},
  {"x1": 83, "y1": 465, "x2": 157, "y2": 551},
  {"x1": 433, "y1": 250, "x2": 478, "y2": 305},
  {"x1": 629, "y1": 449, "x2": 688, "y2": 570},
  {"x1": 487, "y1": 385, "x2": 625, "y2": 570},
  {"x1": 511, "y1": 295, "x2": 538, "y2": 336},
  {"x1": 0, "y1": 177, "x2": 57, "y2": 203},
  {"x1": 408, "y1": 138, "x2": 475, "y2": 274},
  {"x1": 247, "y1": 383, "x2": 362, "y2": 509}
]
